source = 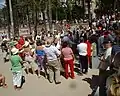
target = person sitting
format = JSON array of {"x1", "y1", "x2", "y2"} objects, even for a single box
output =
[{"x1": 0, "y1": 74, "x2": 7, "y2": 88}]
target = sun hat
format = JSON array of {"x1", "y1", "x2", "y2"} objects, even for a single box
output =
[
  {"x1": 3, "y1": 38, "x2": 8, "y2": 41},
  {"x1": 11, "y1": 47, "x2": 19, "y2": 55},
  {"x1": 24, "y1": 41, "x2": 29, "y2": 47}
]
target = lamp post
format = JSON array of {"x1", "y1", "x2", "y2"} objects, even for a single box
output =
[{"x1": 9, "y1": 0, "x2": 14, "y2": 38}]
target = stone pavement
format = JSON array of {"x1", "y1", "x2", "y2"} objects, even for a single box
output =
[{"x1": 0, "y1": 51, "x2": 99, "y2": 96}]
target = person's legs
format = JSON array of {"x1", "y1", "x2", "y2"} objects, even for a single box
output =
[
  {"x1": 64, "y1": 60, "x2": 69, "y2": 79},
  {"x1": 24, "y1": 62, "x2": 29, "y2": 74},
  {"x1": 37, "y1": 56, "x2": 41, "y2": 77},
  {"x1": 54, "y1": 60, "x2": 61, "y2": 84},
  {"x1": 99, "y1": 69, "x2": 107, "y2": 96},
  {"x1": 12, "y1": 72, "x2": 17, "y2": 89},
  {"x1": 68, "y1": 59, "x2": 75, "y2": 79},
  {"x1": 16, "y1": 71, "x2": 22, "y2": 88},
  {"x1": 37, "y1": 65, "x2": 41, "y2": 78},
  {"x1": 0, "y1": 75, "x2": 7, "y2": 88},
  {"x1": 30, "y1": 59, "x2": 38, "y2": 74},
  {"x1": 47, "y1": 65, "x2": 54, "y2": 83},
  {"x1": 88, "y1": 56, "x2": 92, "y2": 69},
  {"x1": 84, "y1": 56, "x2": 88, "y2": 73},
  {"x1": 79, "y1": 55, "x2": 84, "y2": 73}
]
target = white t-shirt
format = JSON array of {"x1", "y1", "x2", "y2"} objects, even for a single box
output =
[
  {"x1": 104, "y1": 47, "x2": 112, "y2": 60},
  {"x1": 44, "y1": 45, "x2": 61, "y2": 61},
  {"x1": 77, "y1": 43, "x2": 87, "y2": 56}
]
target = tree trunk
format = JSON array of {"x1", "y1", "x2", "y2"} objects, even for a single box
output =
[
  {"x1": 82, "y1": 0, "x2": 85, "y2": 20},
  {"x1": 88, "y1": 0, "x2": 92, "y2": 28},
  {"x1": 34, "y1": 6, "x2": 38, "y2": 40},
  {"x1": 12, "y1": 0, "x2": 19, "y2": 37},
  {"x1": 56, "y1": 7, "x2": 58, "y2": 22},
  {"x1": 27, "y1": 6, "x2": 32, "y2": 35},
  {"x1": 114, "y1": 0, "x2": 117, "y2": 12},
  {"x1": 91, "y1": 0, "x2": 96, "y2": 19},
  {"x1": 48, "y1": 0, "x2": 52, "y2": 33}
]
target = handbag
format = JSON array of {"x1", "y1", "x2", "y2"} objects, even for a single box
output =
[{"x1": 98, "y1": 61, "x2": 108, "y2": 70}]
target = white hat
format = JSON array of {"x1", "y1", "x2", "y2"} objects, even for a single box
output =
[
  {"x1": 11, "y1": 47, "x2": 19, "y2": 55},
  {"x1": 3, "y1": 38, "x2": 8, "y2": 41},
  {"x1": 31, "y1": 48, "x2": 35, "y2": 52},
  {"x1": 24, "y1": 41, "x2": 29, "y2": 47}
]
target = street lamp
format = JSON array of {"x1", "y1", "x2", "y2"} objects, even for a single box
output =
[{"x1": 9, "y1": 0, "x2": 14, "y2": 38}]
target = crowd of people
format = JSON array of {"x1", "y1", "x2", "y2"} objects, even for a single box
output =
[{"x1": 0, "y1": 13, "x2": 120, "y2": 95}]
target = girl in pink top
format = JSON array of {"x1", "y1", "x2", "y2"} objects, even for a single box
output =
[{"x1": 61, "y1": 42, "x2": 75, "y2": 79}]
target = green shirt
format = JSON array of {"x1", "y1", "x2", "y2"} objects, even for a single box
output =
[{"x1": 10, "y1": 55, "x2": 22, "y2": 72}]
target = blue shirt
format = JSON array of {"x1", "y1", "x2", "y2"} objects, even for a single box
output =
[{"x1": 36, "y1": 50, "x2": 45, "y2": 56}]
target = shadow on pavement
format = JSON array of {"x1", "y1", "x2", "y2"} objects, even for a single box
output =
[{"x1": 82, "y1": 75, "x2": 99, "y2": 96}]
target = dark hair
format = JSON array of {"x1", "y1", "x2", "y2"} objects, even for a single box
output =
[
  {"x1": 80, "y1": 37, "x2": 84, "y2": 43},
  {"x1": 25, "y1": 37, "x2": 29, "y2": 41},
  {"x1": 36, "y1": 41, "x2": 42, "y2": 46},
  {"x1": 62, "y1": 42, "x2": 68, "y2": 48}
]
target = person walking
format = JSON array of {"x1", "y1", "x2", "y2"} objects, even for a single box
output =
[
  {"x1": 98, "y1": 39, "x2": 112, "y2": 96},
  {"x1": 85, "y1": 39, "x2": 92, "y2": 69},
  {"x1": 44, "y1": 40, "x2": 61, "y2": 84},
  {"x1": 10, "y1": 48, "x2": 23, "y2": 90},
  {"x1": 61, "y1": 42, "x2": 75, "y2": 79},
  {"x1": 77, "y1": 38, "x2": 88, "y2": 74},
  {"x1": 23, "y1": 41, "x2": 38, "y2": 74}
]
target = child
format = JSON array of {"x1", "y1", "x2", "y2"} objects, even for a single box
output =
[{"x1": 10, "y1": 47, "x2": 23, "y2": 90}]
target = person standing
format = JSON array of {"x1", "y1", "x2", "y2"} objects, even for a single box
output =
[
  {"x1": 98, "y1": 40, "x2": 112, "y2": 96},
  {"x1": 77, "y1": 38, "x2": 88, "y2": 74},
  {"x1": 44, "y1": 40, "x2": 61, "y2": 84},
  {"x1": 61, "y1": 42, "x2": 75, "y2": 79},
  {"x1": 10, "y1": 48, "x2": 23, "y2": 90},
  {"x1": 36, "y1": 41, "x2": 47, "y2": 78},
  {"x1": 85, "y1": 39, "x2": 92, "y2": 69},
  {"x1": 23, "y1": 41, "x2": 38, "y2": 74}
]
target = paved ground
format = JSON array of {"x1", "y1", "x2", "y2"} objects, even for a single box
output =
[{"x1": 0, "y1": 50, "x2": 99, "y2": 96}]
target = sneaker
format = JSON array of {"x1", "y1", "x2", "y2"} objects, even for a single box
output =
[
  {"x1": 71, "y1": 77, "x2": 75, "y2": 79},
  {"x1": 49, "y1": 80, "x2": 53, "y2": 83},
  {"x1": 55, "y1": 82, "x2": 61, "y2": 84}
]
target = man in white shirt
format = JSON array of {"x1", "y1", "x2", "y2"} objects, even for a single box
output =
[
  {"x1": 77, "y1": 38, "x2": 88, "y2": 74},
  {"x1": 44, "y1": 40, "x2": 61, "y2": 84},
  {"x1": 99, "y1": 40, "x2": 112, "y2": 96},
  {"x1": 99, "y1": 40, "x2": 112, "y2": 70}
]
